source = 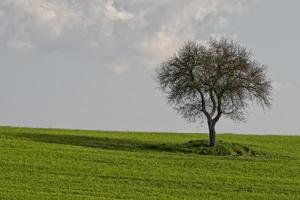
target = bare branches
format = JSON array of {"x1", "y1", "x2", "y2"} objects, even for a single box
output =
[{"x1": 156, "y1": 37, "x2": 272, "y2": 128}]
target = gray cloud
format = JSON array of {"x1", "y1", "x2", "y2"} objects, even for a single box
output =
[
  {"x1": 2, "y1": 0, "x2": 300, "y2": 134},
  {"x1": 0, "y1": 0, "x2": 253, "y2": 73}
]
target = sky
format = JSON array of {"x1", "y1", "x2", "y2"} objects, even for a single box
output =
[{"x1": 0, "y1": 0, "x2": 299, "y2": 134}]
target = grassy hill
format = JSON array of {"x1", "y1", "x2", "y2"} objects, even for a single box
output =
[{"x1": 0, "y1": 126, "x2": 299, "y2": 199}]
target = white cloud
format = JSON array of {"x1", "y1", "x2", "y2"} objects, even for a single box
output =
[
  {"x1": 0, "y1": 0, "x2": 255, "y2": 70},
  {"x1": 104, "y1": 1, "x2": 134, "y2": 21},
  {"x1": 7, "y1": 39, "x2": 34, "y2": 51},
  {"x1": 112, "y1": 63, "x2": 130, "y2": 75},
  {"x1": 139, "y1": 26, "x2": 177, "y2": 67}
]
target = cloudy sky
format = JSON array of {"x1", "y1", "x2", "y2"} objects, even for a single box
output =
[{"x1": 0, "y1": 0, "x2": 299, "y2": 134}]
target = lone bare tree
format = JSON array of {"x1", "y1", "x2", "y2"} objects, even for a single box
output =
[{"x1": 156, "y1": 38, "x2": 272, "y2": 146}]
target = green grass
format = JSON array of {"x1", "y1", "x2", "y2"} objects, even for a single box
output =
[{"x1": 0, "y1": 126, "x2": 299, "y2": 199}]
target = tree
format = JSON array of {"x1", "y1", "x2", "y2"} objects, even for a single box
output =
[{"x1": 156, "y1": 38, "x2": 272, "y2": 146}]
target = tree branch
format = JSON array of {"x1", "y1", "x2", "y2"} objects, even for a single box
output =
[
  {"x1": 209, "y1": 89, "x2": 217, "y2": 118},
  {"x1": 198, "y1": 89, "x2": 211, "y2": 120},
  {"x1": 189, "y1": 66, "x2": 211, "y2": 120},
  {"x1": 213, "y1": 98, "x2": 222, "y2": 123}
]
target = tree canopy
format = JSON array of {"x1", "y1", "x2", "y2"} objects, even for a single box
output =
[{"x1": 156, "y1": 38, "x2": 272, "y2": 146}]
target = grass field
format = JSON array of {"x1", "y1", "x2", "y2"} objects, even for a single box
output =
[{"x1": 0, "y1": 126, "x2": 299, "y2": 199}]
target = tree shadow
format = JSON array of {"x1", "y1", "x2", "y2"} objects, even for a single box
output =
[
  {"x1": 8, "y1": 131, "x2": 258, "y2": 156},
  {"x1": 9, "y1": 131, "x2": 185, "y2": 153}
]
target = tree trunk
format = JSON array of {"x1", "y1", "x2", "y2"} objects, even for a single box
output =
[{"x1": 208, "y1": 120, "x2": 216, "y2": 147}]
